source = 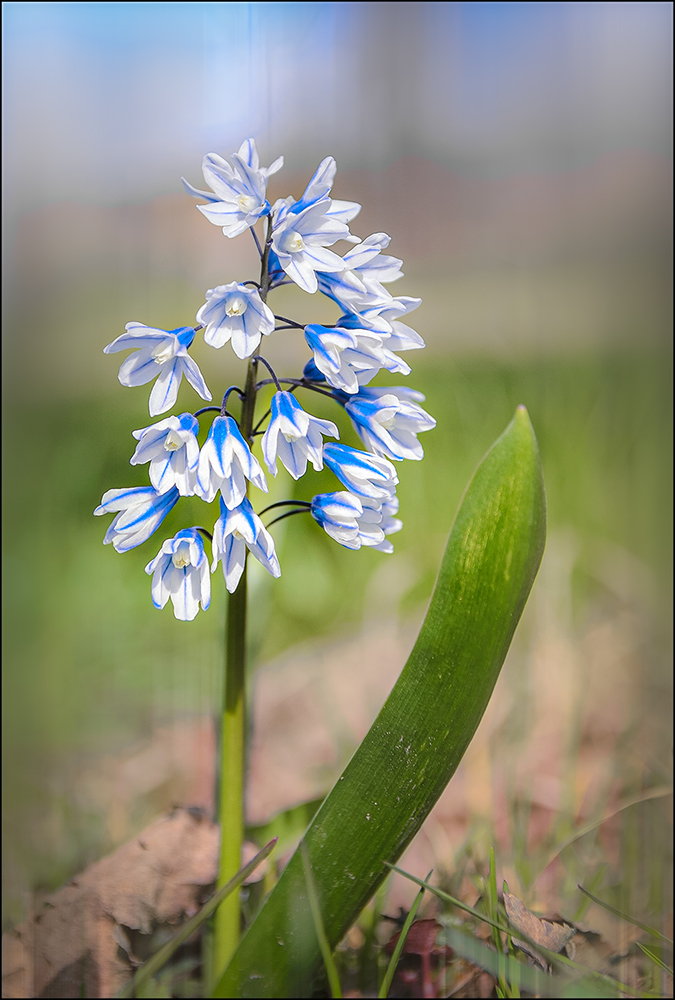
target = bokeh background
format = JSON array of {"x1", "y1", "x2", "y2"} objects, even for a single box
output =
[{"x1": 3, "y1": 0, "x2": 672, "y2": 941}]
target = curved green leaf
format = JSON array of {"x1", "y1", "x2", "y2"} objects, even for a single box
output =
[{"x1": 216, "y1": 405, "x2": 546, "y2": 998}]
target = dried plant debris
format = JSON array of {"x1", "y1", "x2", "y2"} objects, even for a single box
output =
[
  {"x1": 503, "y1": 890, "x2": 576, "y2": 970},
  {"x1": 445, "y1": 964, "x2": 497, "y2": 999},
  {"x1": 385, "y1": 918, "x2": 453, "y2": 999},
  {"x1": 1, "y1": 808, "x2": 218, "y2": 999}
]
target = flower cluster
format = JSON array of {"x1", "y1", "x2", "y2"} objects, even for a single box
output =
[{"x1": 96, "y1": 139, "x2": 435, "y2": 619}]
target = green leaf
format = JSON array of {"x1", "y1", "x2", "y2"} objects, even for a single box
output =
[{"x1": 215, "y1": 406, "x2": 546, "y2": 998}]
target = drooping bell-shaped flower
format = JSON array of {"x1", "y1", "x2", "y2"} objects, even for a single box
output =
[
  {"x1": 339, "y1": 295, "x2": 425, "y2": 352},
  {"x1": 212, "y1": 497, "x2": 281, "y2": 593},
  {"x1": 371, "y1": 495, "x2": 403, "y2": 553},
  {"x1": 344, "y1": 386, "x2": 436, "y2": 461},
  {"x1": 103, "y1": 323, "x2": 211, "y2": 416},
  {"x1": 196, "y1": 415, "x2": 267, "y2": 507},
  {"x1": 130, "y1": 413, "x2": 200, "y2": 495},
  {"x1": 94, "y1": 486, "x2": 179, "y2": 553},
  {"x1": 270, "y1": 156, "x2": 361, "y2": 294},
  {"x1": 310, "y1": 491, "x2": 388, "y2": 550},
  {"x1": 181, "y1": 137, "x2": 283, "y2": 238},
  {"x1": 322, "y1": 443, "x2": 398, "y2": 499},
  {"x1": 304, "y1": 324, "x2": 409, "y2": 395},
  {"x1": 261, "y1": 391, "x2": 338, "y2": 479},
  {"x1": 145, "y1": 528, "x2": 211, "y2": 621},
  {"x1": 317, "y1": 233, "x2": 404, "y2": 312},
  {"x1": 196, "y1": 282, "x2": 275, "y2": 359}
]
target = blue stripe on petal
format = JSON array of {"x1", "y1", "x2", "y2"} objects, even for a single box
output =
[
  {"x1": 118, "y1": 351, "x2": 161, "y2": 387},
  {"x1": 181, "y1": 356, "x2": 212, "y2": 401},
  {"x1": 149, "y1": 362, "x2": 181, "y2": 416}
]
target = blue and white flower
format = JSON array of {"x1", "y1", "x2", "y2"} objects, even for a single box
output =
[
  {"x1": 344, "y1": 386, "x2": 436, "y2": 461},
  {"x1": 212, "y1": 497, "x2": 281, "y2": 593},
  {"x1": 271, "y1": 162, "x2": 353, "y2": 293},
  {"x1": 196, "y1": 283, "x2": 275, "y2": 359},
  {"x1": 274, "y1": 156, "x2": 361, "y2": 225},
  {"x1": 196, "y1": 415, "x2": 267, "y2": 507},
  {"x1": 310, "y1": 491, "x2": 389, "y2": 550},
  {"x1": 145, "y1": 528, "x2": 211, "y2": 621},
  {"x1": 302, "y1": 357, "x2": 328, "y2": 383},
  {"x1": 104, "y1": 323, "x2": 212, "y2": 417},
  {"x1": 372, "y1": 495, "x2": 403, "y2": 553},
  {"x1": 317, "y1": 233, "x2": 404, "y2": 312},
  {"x1": 341, "y1": 296, "x2": 425, "y2": 352},
  {"x1": 130, "y1": 413, "x2": 200, "y2": 495},
  {"x1": 181, "y1": 138, "x2": 283, "y2": 238},
  {"x1": 261, "y1": 391, "x2": 338, "y2": 479},
  {"x1": 323, "y1": 443, "x2": 398, "y2": 499},
  {"x1": 94, "y1": 486, "x2": 179, "y2": 553},
  {"x1": 304, "y1": 323, "x2": 410, "y2": 395}
]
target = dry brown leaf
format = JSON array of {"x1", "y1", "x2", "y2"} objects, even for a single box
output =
[
  {"x1": 1, "y1": 808, "x2": 218, "y2": 999},
  {"x1": 503, "y1": 891, "x2": 576, "y2": 970}
]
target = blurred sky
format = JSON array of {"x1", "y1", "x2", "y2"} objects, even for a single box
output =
[
  {"x1": 2, "y1": 1, "x2": 672, "y2": 380},
  {"x1": 3, "y1": 1, "x2": 672, "y2": 217}
]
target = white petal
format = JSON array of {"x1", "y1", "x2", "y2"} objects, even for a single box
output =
[
  {"x1": 181, "y1": 356, "x2": 212, "y2": 401},
  {"x1": 149, "y1": 362, "x2": 181, "y2": 416}
]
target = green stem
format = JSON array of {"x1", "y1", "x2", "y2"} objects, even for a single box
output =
[
  {"x1": 213, "y1": 566, "x2": 248, "y2": 983},
  {"x1": 212, "y1": 216, "x2": 272, "y2": 985}
]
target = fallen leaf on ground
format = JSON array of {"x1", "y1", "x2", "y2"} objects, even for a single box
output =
[
  {"x1": 503, "y1": 890, "x2": 576, "y2": 970},
  {"x1": 1, "y1": 808, "x2": 218, "y2": 999}
]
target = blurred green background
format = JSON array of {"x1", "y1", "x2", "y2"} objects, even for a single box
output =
[{"x1": 2, "y1": 1, "x2": 672, "y2": 930}]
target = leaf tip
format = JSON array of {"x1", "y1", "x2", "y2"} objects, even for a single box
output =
[{"x1": 513, "y1": 403, "x2": 535, "y2": 436}]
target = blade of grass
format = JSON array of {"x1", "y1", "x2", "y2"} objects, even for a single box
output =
[
  {"x1": 487, "y1": 847, "x2": 511, "y2": 997},
  {"x1": 118, "y1": 838, "x2": 277, "y2": 999},
  {"x1": 636, "y1": 942, "x2": 673, "y2": 977},
  {"x1": 301, "y1": 842, "x2": 342, "y2": 999},
  {"x1": 385, "y1": 863, "x2": 508, "y2": 934},
  {"x1": 538, "y1": 787, "x2": 672, "y2": 876},
  {"x1": 378, "y1": 869, "x2": 431, "y2": 998},
  {"x1": 578, "y1": 886, "x2": 673, "y2": 945},
  {"x1": 504, "y1": 879, "x2": 521, "y2": 999},
  {"x1": 572, "y1": 865, "x2": 607, "y2": 924}
]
